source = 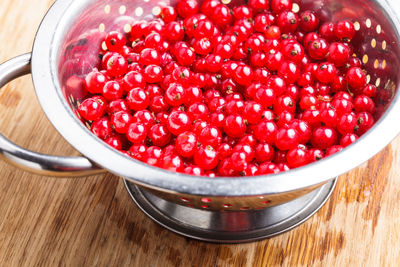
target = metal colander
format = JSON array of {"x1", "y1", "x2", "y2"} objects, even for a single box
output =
[
  {"x1": 57, "y1": 0, "x2": 398, "y2": 210},
  {"x1": 0, "y1": 0, "x2": 400, "y2": 242}
]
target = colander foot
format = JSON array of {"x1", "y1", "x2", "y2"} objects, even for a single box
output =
[{"x1": 124, "y1": 178, "x2": 337, "y2": 243}]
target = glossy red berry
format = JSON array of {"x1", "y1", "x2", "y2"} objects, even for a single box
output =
[
  {"x1": 287, "y1": 146, "x2": 309, "y2": 168},
  {"x1": 126, "y1": 88, "x2": 149, "y2": 111},
  {"x1": 78, "y1": 96, "x2": 106, "y2": 121},
  {"x1": 315, "y1": 62, "x2": 337, "y2": 83},
  {"x1": 165, "y1": 83, "x2": 186, "y2": 106},
  {"x1": 223, "y1": 115, "x2": 247, "y2": 138},
  {"x1": 299, "y1": 11, "x2": 319, "y2": 32},
  {"x1": 149, "y1": 124, "x2": 171, "y2": 147},
  {"x1": 160, "y1": 6, "x2": 177, "y2": 23},
  {"x1": 308, "y1": 38, "x2": 329, "y2": 60},
  {"x1": 105, "y1": 31, "x2": 126, "y2": 52},
  {"x1": 103, "y1": 81, "x2": 123, "y2": 101},
  {"x1": 328, "y1": 42, "x2": 350, "y2": 67},
  {"x1": 271, "y1": 0, "x2": 292, "y2": 14},
  {"x1": 167, "y1": 111, "x2": 192, "y2": 136},
  {"x1": 111, "y1": 111, "x2": 132, "y2": 134},
  {"x1": 106, "y1": 54, "x2": 128, "y2": 77},
  {"x1": 126, "y1": 122, "x2": 148, "y2": 144},
  {"x1": 346, "y1": 67, "x2": 366, "y2": 89},
  {"x1": 335, "y1": 20, "x2": 356, "y2": 41},
  {"x1": 177, "y1": 0, "x2": 199, "y2": 18},
  {"x1": 194, "y1": 145, "x2": 219, "y2": 170},
  {"x1": 176, "y1": 131, "x2": 198, "y2": 158},
  {"x1": 85, "y1": 70, "x2": 108, "y2": 94},
  {"x1": 311, "y1": 127, "x2": 338, "y2": 149}
]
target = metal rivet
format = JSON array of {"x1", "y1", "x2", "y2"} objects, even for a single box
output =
[
  {"x1": 104, "y1": 5, "x2": 111, "y2": 14},
  {"x1": 374, "y1": 59, "x2": 379, "y2": 69},
  {"x1": 354, "y1": 21, "x2": 360, "y2": 31},
  {"x1": 292, "y1": 3, "x2": 300, "y2": 13},
  {"x1": 382, "y1": 60, "x2": 387, "y2": 69},
  {"x1": 366, "y1": 18, "x2": 371, "y2": 28},
  {"x1": 375, "y1": 78, "x2": 381, "y2": 87},
  {"x1": 371, "y1": 38, "x2": 376, "y2": 48},
  {"x1": 119, "y1": 5, "x2": 126, "y2": 15},
  {"x1": 135, "y1": 7, "x2": 144, "y2": 16},
  {"x1": 382, "y1": 40, "x2": 387, "y2": 50},
  {"x1": 152, "y1": 6, "x2": 161, "y2": 16},
  {"x1": 123, "y1": 24, "x2": 131, "y2": 33},
  {"x1": 376, "y1": 24, "x2": 382, "y2": 34},
  {"x1": 362, "y1": 54, "x2": 368, "y2": 64}
]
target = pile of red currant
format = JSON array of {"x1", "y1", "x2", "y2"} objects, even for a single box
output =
[{"x1": 77, "y1": 0, "x2": 377, "y2": 177}]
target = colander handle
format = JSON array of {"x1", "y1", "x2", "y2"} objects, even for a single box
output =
[{"x1": 0, "y1": 53, "x2": 106, "y2": 177}]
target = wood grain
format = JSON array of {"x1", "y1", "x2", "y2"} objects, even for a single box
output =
[{"x1": 0, "y1": 0, "x2": 400, "y2": 266}]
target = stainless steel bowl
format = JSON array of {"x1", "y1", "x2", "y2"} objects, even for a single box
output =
[{"x1": 0, "y1": 0, "x2": 399, "y2": 242}]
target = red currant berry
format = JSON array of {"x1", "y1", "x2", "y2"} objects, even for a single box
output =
[
  {"x1": 111, "y1": 111, "x2": 132, "y2": 134},
  {"x1": 126, "y1": 88, "x2": 149, "y2": 111},
  {"x1": 105, "y1": 31, "x2": 126, "y2": 52},
  {"x1": 299, "y1": 11, "x2": 319, "y2": 32},
  {"x1": 176, "y1": 131, "x2": 198, "y2": 158},
  {"x1": 78, "y1": 96, "x2": 107, "y2": 121},
  {"x1": 311, "y1": 127, "x2": 339, "y2": 149},
  {"x1": 335, "y1": 20, "x2": 356, "y2": 41},
  {"x1": 254, "y1": 120, "x2": 278, "y2": 143},
  {"x1": 167, "y1": 111, "x2": 192, "y2": 136},
  {"x1": 148, "y1": 124, "x2": 171, "y2": 147},
  {"x1": 346, "y1": 67, "x2": 366, "y2": 89},
  {"x1": 194, "y1": 145, "x2": 219, "y2": 170},
  {"x1": 103, "y1": 81, "x2": 123, "y2": 101},
  {"x1": 85, "y1": 70, "x2": 108, "y2": 94},
  {"x1": 224, "y1": 115, "x2": 247, "y2": 138},
  {"x1": 177, "y1": 0, "x2": 199, "y2": 18}
]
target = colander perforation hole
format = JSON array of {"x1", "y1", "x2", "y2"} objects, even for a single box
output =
[
  {"x1": 375, "y1": 78, "x2": 381, "y2": 87},
  {"x1": 382, "y1": 40, "x2": 387, "y2": 50},
  {"x1": 135, "y1": 7, "x2": 144, "y2": 17},
  {"x1": 201, "y1": 205, "x2": 210, "y2": 209},
  {"x1": 223, "y1": 204, "x2": 232, "y2": 208},
  {"x1": 292, "y1": 3, "x2": 299, "y2": 13},
  {"x1": 180, "y1": 197, "x2": 190, "y2": 203},
  {"x1": 201, "y1": 197, "x2": 211, "y2": 203},
  {"x1": 104, "y1": 5, "x2": 111, "y2": 14},
  {"x1": 374, "y1": 59, "x2": 379, "y2": 69},
  {"x1": 371, "y1": 38, "x2": 376, "y2": 48},
  {"x1": 354, "y1": 21, "x2": 361, "y2": 31},
  {"x1": 362, "y1": 54, "x2": 369, "y2": 64},
  {"x1": 123, "y1": 24, "x2": 132, "y2": 33},
  {"x1": 366, "y1": 18, "x2": 372, "y2": 28},
  {"x1": 152, "y1": 6, "x2": 161, "y2": 16},
  {"x1": 119, "y1": 5, "x2": 126, "y2": 15}
]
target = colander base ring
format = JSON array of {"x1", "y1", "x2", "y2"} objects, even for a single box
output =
[{"x1": 124, "y1": 178, "x2": 337, "y2": 243}]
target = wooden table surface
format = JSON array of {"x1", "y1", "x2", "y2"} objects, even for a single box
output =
[{"x1": 1, "y1": 0, "x2": 400, "y2": 266}]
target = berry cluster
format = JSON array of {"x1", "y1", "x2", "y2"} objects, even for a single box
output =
[{"x1": 77, "y1": 0, "x2": 377, "y2": 177}]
